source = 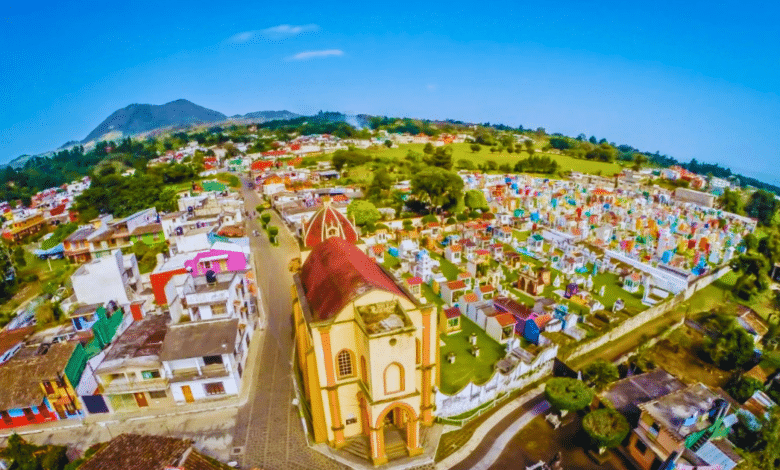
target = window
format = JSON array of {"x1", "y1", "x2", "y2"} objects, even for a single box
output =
[
  {"x1": 43, "y1": 381, "x2": 55, "y2": 395},
  {"x1": 447, "y1": 317, "x2": 460, "y2": 328},
  {"x1": 203, "y1": 260, "x2": 211, "y2": 269},
  {"x1": 149, "y1": 390, "x2": 167, "y2": 399},
  {"x1": 336, "y1": 350, "x2": 354, "y2": 379},
  {"x1": 634, "y1": 439, "x2": 647, "y2": 454},
  {"x1": 23, "y1": 408, "x2": 35, "y2": 422},
  {"x1": 141, "y1": 370, "x2": 161, "y2": 379},
  {"x1": 384, "y1": 363, "x2": 405, "y2": 395},
  {"x1": 416, "y1": 339, "x2": 421, "y2": 365},
  {"x1": 203, "y1": 355, "x2": 224, "y2": 366},
  {"x1": 1, "y1": 410, "x2": 12, "y2": 424},
  {"x1": 649, "y1": 422, "x2": 661, "y2": 437},
  {"x1": 204, "y1": 382, "x2": 226, "y2": 395}
]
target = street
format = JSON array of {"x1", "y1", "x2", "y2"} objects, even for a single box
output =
[{"x1": 231, "y1": 178, "x2": 347, "y2": 470}]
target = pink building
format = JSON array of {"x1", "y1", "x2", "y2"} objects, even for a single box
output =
[{"x1": 185, "y1": 249, "x2": 248, "y2": 276}]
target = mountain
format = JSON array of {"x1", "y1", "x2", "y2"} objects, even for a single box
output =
[
  {"x1": 235, "y1": 110, "x2": 301, "y2": 122},
  {"x1": 82, "y1": 99, "x2": 227, "y2": 143}
]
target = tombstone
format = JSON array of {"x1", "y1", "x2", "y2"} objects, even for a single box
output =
[
  {"x1": 469, "y1": 333, "x2": 478, "y2": 346},
  {"x1": 447, "y1": 352, "x2": 457, "y2": 364},
  {"x1": 553, "y1": 275, "x2": 561, "y2": 288},
  {"x1": 599, "y1": 285, "x2": 606, "y2": 297}
]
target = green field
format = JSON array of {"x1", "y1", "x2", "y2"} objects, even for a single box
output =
[{"x1": 364, "y1": 143, "x2": 624, "y2": 175}]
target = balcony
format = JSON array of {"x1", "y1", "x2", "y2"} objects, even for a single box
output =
[
  {"x1": 168, "y1": 364, "x2": 231, "y2": 383},
  {"x1": 101, "y1": 377, "x2": 169, "y2": 394}
]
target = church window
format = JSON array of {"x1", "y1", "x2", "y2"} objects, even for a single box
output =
[{"x1": 337, "y1": 350, "x2": 354, "y2": 378}]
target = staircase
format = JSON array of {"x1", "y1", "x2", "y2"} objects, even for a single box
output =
[{"x1": 343, "y1": 428, "x2": 408, "y2": 462}]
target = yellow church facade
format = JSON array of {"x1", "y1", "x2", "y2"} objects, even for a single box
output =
[{"x1": 292, "y1": 237, "x2": 438, "y2": 465}]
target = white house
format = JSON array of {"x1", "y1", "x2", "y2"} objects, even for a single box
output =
[
  {"x1": 160, "y1": 318, "x2": 250, "y2": 403},
  {"x1": 71, "y1": 249, "x2": 140, "y2": 307}
]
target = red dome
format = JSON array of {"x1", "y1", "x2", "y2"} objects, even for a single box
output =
[{"x1": 303, "y1": 200, "x2": 359, "y2": 247}]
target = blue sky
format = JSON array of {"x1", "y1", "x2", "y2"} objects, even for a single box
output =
[{"x1": 1, "y1": 0, "x2": 779, "y2": 183}]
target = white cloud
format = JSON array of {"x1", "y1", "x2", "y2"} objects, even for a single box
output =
[
  {"x1": 228, "y1": 24, "x2": 319, "y2": 43},
  {"x1": 287, "y1": 49, "x2": 344, "y2": 61}
]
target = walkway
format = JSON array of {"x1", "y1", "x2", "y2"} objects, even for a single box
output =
[{"x1": 439, "y1": 385, "x2": 548, "y2": 470}]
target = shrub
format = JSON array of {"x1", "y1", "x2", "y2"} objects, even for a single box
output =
[{"x1": 583, "y1": 408, "x2": 630, "y2": 450}]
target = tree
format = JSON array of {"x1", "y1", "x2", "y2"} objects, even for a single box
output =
[
  {"x1": 725, "y1": 374, "x2": 764, "y2": 403},
  {"x1": 470, "y1": 143, "x2": 481, "y2": 153},
  {"x1": 583, "y1": 408, "x2": 630, "y2": 452},
  {"x1": 581, "y1": 359, "x2": 619, "y2": 391},
  {"x1": 456, "y1": 159, "x2": 476, "y2": 170},
  {"x1": 425, "y1": 146, "x2": 454, "y2": 170},
  {"x1": 384, "y1": 140, "x2": 393, "y2": 148},
  {"x1": 410, "y1": 167, "x2": 464, "y2": 213},
  {"x1": 549, "y1": 137, "x2": 571, "y2": 150},
  {"x1": 746, "y1": 190, "x2": 778, "y2": 226},
  {"x1": 0, "y1": 433, "x2": 70, "y2": 470},
  {"x1": 347, "y1": 200, "x2": 381, "y2": 227},
  {"x1": 423, "y1": 143, "x2": 434, "y2": 155},
  {"x1": 731, "y1": 253, "x2": 771, "y2": 301},
  {"x1": 464, "y1": 189, "x2": 489, "y2": 211},
  {"x1": 719, "y1": 188, "x2": 743, "y2": 214},
  {"x1": 632, "y1": 153, "x2": 647, "y2": 171},
  {"x1": 13, "y1": 246, "x2": 26, "y2": 268},
  {"x1": 544, "y1": 377, "x2": 594, "y2": 414},
  {"x1": 366, "y1": 168, "x2": 393, "y2": 201},
  {"x1": 702, "y1": 319, "x2": 755, "y2": 370},
  {"x1": 267, "y1": 226, "x2": 279, "y2": 244},
  {"x1": 260, "y1": 213, "x2": 271, "y2": 228}
]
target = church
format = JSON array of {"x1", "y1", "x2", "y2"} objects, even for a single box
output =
[{"x1": 292, "y1": 237, "x2": 438, "y2": 465}]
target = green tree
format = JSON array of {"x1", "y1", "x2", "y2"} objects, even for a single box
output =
[
  {"x1": 456, "y1": 159, "x2": 476, "y2": 170},
  {"x1": 583, "y1": 408, "x2": 630, "y2": 452},
  {"x1": 632, "y1": 153, "x2": 647, "y2": 171},
  {"x1": 260, "y1": 213, "x2": 271, "y2": 228},
  {"x1": 746, "y1": 190, "x2": 778, "y2": 226},
  {"x1": 423, "y1": 143, "x2": 434, "y2": 155},
  {"x1": 425, "y1": 146, "x2": 454, "y2": 170},
  {"x1": 384, "y1": 140, "x2": 393, "y2": 148},
  {"x1": 267, "y1": 226, "x2": 279, "y2": 244},
  {"x1": 719, "y1": 188, "x2": 743, "y2": 214},
  {"x1": 366, "y1": 168, "x2": 393, "y2": 201},
  {"x1": 731, "y1": 253, "x2": 771, "y2": 301},
  {"x1": 544, "y1": 377, "x2": 594, "y2": 414},
  {"x1": 725, "y1": 374, "x2": 764, "y2": 403},
  {"x1": 702, "y1": 321, "x2": 755, "y2": 370},
  {"x1": 13, "y1": 246, "x2": 26, "y2": 268},
  {"x1": 347, "y1": 200, "x2": 382, "y2": 226},
  {"x1": 470, "y1": 143, "x2": 481, "y2": 153},
  {"x1": 410, "y1": 167, "x2": 464, "y2": 213},
  {"x1": 0, "y1": 433, "x2": 69, "y2": 470},
  {"x1": 581, "y1": 359, "x2": 619, "y2": 391},
  {"x1": 464, "y1": 189, "x2": 489, "y2": 211}
]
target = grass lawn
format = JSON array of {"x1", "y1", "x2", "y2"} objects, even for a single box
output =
[
  {"x1": 421, "y1": 284, "x2": 444, "y2": 307},
  {"x1": 439, "y1": 316, "x2": 507, "y2": 394},
  {"x1": 590, "y1": 271, "x2": 647, "y2": 313},
  {"x1": 382, "y1": 253, "x2": 401, "y2": 270},
  {"x1": 513, "y1": 230, "x2": 531, "y2": 243},
  {"x1": 366, "y1": 143, "x2": 624, "y2": 176},
  {"x1": 430, "y1": 252, "x2": 460, "y2": 281}
]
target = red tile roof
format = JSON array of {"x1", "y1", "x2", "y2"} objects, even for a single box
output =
[
  {"x1": 302, "y1": 201, "x2": 359, "y2": 248},
  {"x1": 446, "y1": 280, "x2": 467, "y2": 290},
  {"x1": 300, "y1": 237, "x2": 410, "y2": 322},
  {"x1": 476, "y1": 249, "x2": 490, "y2": 255},
  {"x1": 444, "y1": 306, "x2": 461, "y2": 319},
  {"x1": 479, "y1": 284, "x2": 495, "y2": 293},
  {"x1": 495, "y1": 312, "x2": 517, "y2": 327},
  {"x1": 371, "y1": 244, "x2": 385, "y2": 254},
  {"x1": 406, "y1": 277, "x2": 423, "y2": 285},
  {"x1": 462, "y1": 292, "x2": 479, "y2": 303},
  {"x1": 534, "y1": 314, "x2": 553, "y2": 328}
]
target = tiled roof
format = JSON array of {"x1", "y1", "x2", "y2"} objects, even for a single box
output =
[
  {"x1": 300, "y1": 237, "x2": 409, "y2": 322},
  {"x1": 79, "y1": 434, "x2": 193, "y2": 470},
  {"x1": 495, "y1": 312, "x2": 517, "y2": 327},
  {"x1": 479, "y1": 284, "x2": 495, "y2": 293},
  {"x1": 406, "y1": 277, "x2": 423, "y2": 285},
  {"x1": 444, "y1": 306, "x2": 461, "y2": 319},
  {"x1": 446, "y1": 280, "x2": 467, "y2": 290},
  {"x1": 533, "y1": 314, "x2": 553, "y2": 328},
  {"x1": 448, "y1": 245, "x2": 462, "y2": 252},
  {"x1": 302, "y1": 201, "x2": 358, "y2": 248},
  {"x1": 462, "y1": 293, "x2": 479, "y2": 303}
]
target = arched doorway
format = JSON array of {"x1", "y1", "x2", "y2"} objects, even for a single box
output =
[{"x1": 371, "y1": 402, "x2": 421, "y2": 465}]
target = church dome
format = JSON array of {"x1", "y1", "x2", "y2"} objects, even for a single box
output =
[{"x1": 303, "y1": 198, "x2": 359, "y2": 247}]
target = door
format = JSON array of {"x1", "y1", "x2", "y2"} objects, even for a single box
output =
[
  {"x1": 181, "y1": 385, "x2": 195, "y2": 403},
  {"x1": 134, "y1": 392, "x2": 148, "y2": 408}
]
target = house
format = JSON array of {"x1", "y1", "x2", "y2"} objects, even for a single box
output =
[
  {"x1": 63, "y1": 225, "x2": 96, "y2": 262},
  {"x1": 404, "y1": 277, "x2": 424, "y2": 299},
  {"x1": 627, "y1": 383, "x2": 741, "y2": 470},
  {"x1": 623, "y1": 272, "x2": 642, "y2": 294},
  {"x1": 94, "y1": 314, "x2": 171, "y2": 412},
  {"x1": 486, "y1": 312, "x2": 517, "y2": 344},
  {"x1": 368, "y1": 244, "x2": 386, "y2": 264},
  {"x1": 183, "y1": 248, "x2": 248, "y2": 276},
  {"x1": 736, "y1": 306, "x2": 769, "y2": 344},
  {"x1": 168, "y1": 271, "x2": 252, "y2": 327},
  {"x1": 292, "y1": 237, "x2": 437, "y2": 465},
  {"x1": 440, "y1": 306, "x2": 462, "y2": 335},
  {"x1": 0, "y1": 340, "x2": 86, "y2": 429},
  {"x1": 3, "y1": 213, "x2": 46, "y2": 241},
  {"x1": 0, "y1": 326, "x2": 34, "y2": 365},
  {"x1": 477, "y1": 284, "x2": 496, "y2": 301},
  {"x1": 440, "y1": 280, "x2": 468, "y2": 305},
  {"x1": 78, "y1": 433, "x2": 233, "y2": 470},
  {"x1": 160, "y1": 318, "x2": 248, "y2": 403},
  {"x1": 67, "y1": 303, "x2": 105, "y2": 333},
  {"x1": 444, "y1": 244, "x2": 462, "y2": 264},
  {"x1": 494, "y1": 296, "x2": 539, "y2": 344},
  {"x1": 70, "y1": 249, "x2": 141, "y2": 307},
  {"x1": 600, "y1": 369, "x2": 686, "y2": 427},
  {"x1": 528, "y1": 233, "x2": 544, "y2": 252}
]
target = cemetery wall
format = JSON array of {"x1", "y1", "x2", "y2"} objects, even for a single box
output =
[{"x1": 565, "y1": 266, "x2": 731, "y2": 362}]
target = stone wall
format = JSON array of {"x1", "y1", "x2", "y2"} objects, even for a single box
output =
[
  {"x1": 565, "y1": 266, "x2": 731, "y2": 362},
  {"x1": 435, "y1": 344, "x2": 557, "y2": 418}
]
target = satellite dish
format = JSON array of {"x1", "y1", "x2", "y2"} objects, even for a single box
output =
[
  {"x1": 206, "y1": 270, "x2": 217, "y2": 284},
  {"x1": 175, "y1": 226, "x2": 184, "y2": 235}
]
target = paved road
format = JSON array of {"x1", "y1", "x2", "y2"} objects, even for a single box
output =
[{"x1": 231, "y1": 179, "x2": 346, "y2": 470}]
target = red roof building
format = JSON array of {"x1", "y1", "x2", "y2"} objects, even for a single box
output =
[
  {"x1": 302, "y1": 199, "x2": 359, "y2": 248},
  {"x1": 299, "y1": 237, "x2": 410, "y2": 322}
]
